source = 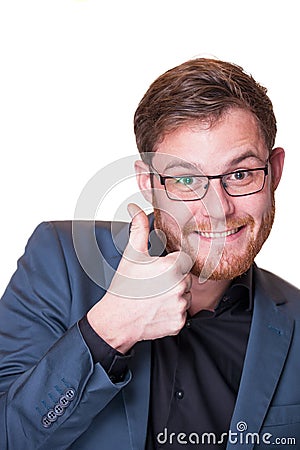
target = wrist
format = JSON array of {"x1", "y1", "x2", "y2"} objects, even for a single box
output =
[{"x1": 87, "y1": 303, "x2": 137, "y2": 354}]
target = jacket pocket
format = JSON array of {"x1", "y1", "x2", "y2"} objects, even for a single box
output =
[{"x1": 263, "y1": 404, "x2": 300, "y2": 426}]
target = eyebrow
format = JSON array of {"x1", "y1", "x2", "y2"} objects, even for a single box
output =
[
  {"x1": 161, "y1": 151, "x2": 267, "y2": 173},
  {"x1": 229, "y1": 151, "x2": 267, "y2": 167},
  {"x1": 163, "y1": 161, "x2": 198, "y2": 172}
]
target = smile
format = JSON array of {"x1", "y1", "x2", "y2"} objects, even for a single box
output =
[{"x1": 197, "y1": 227, "x2": 241, "y2": 239}]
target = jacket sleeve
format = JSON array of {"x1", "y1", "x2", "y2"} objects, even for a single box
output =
[{"x1": 0, "y1": 222, "x2": 131, "y2": 449}]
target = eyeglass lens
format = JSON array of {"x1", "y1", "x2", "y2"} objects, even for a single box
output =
[{"x1": 165, "y1": 169, "x2": 266, "y2": 200}]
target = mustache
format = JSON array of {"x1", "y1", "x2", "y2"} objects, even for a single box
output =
[{"x1": 182, "y1": 215, "x2": 255, "y2": 234}]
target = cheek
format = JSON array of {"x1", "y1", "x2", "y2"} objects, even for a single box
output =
[
  {"x1": 153, "y1": 188, "x2": 196, "y2": 228},
  {"x1": 240, "y1": 192, "x2": 272, "y2": 229}
]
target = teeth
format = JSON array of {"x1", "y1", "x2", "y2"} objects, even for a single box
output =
[{"x1": 198, "y1": 228, "x2": 240, "y2": 239}]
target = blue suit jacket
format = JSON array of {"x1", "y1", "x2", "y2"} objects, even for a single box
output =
[{"x1": 0, "y1": 220, "x2": 300, "y2": 449}]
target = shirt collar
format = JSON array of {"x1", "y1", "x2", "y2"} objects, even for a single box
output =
[{"x1": 215, "y1": 265, "x2": 254, "y2": 314}]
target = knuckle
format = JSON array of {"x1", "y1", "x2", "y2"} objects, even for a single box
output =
[
  {"x1": 159, "y1": 258, "x2": 175, "y2": 273},
  {"x1": 172, "y1": 283, "x2": 184, "y2": 297},
  {"x1": 174, "y1": 315, "x2": 186, "y2": 334},
  {"x1": 177, "y1": 297, "x2": 188, "y2": 314},
  {"x1": 165, "y1": 253, "x2": 181, "y2": 269},
  {"x1": 165, "y1": 251, "x2": 180, "y2": 261},
  {"x1": 185, "y1": 273, "x2": 192, "y2": 288},
  {"x1": 174, "y1": 280, "x2": 190, "y2": 297}
]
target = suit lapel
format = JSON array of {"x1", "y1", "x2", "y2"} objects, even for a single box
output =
[{"x1": 227, "y1": 268, "x2": 294, "y2": 450}]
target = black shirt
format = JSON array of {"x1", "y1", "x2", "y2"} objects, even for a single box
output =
[
  {"x1": 146, "y1": 268, "x2": 253, "y2": 449},
  {"x1": 79, "y1": 268, "x2": 253, "y2": 449}
]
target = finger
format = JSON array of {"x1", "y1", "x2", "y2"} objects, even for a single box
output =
[
  {"x1": 176, "y1": 250, "x2": 193, "y2": 275},
  {"x1": 182, "y1": 291, "x2": 192, "y2": 310},
  {"x1": 126, "y1": 203, "x2": 150, "y2": 256},
  {"x1": 184, "y1": 273, "x2": 193, "y2": 292}
]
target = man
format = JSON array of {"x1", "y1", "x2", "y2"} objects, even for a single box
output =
[{"x1": 0, "y1": 58, "x2": 299, "y2": 449}]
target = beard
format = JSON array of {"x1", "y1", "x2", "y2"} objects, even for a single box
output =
[{"x1": 153, "y1": 193, "x2": 275, "y2": 281}]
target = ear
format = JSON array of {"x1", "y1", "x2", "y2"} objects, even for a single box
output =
[
  {"x1": 269, "y1": 147, "x2": 285, "y2": 190},
  {"x1": 134, "y1": 160, "x2": 153, "y2": 204}
]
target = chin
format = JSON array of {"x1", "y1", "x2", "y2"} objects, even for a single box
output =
[
  {"x1": 191, "y1": 253, "x2": 253, "y2": 281},
  {"x1": 154, "y1": 194, "x2": 276, "y2": 282},
  {"x1": 191, "y1": 219, "x2": 274, "y2": 281}
]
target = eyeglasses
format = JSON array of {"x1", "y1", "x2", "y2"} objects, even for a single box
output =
[{"x1": 151, "y1": 163, "x2": 269, "y2": 201}]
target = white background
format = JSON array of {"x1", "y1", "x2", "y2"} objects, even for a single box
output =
[{"x1": 0, "y1": 0, "x2": 299, "y2": 295}]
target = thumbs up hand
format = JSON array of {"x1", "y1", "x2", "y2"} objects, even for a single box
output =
[
  {"x1": 126, "y1": 202, "x2": 150, "y2": 254},
  {"x1": 87, "y1": 204, "x2": 193, "y2": 354}
]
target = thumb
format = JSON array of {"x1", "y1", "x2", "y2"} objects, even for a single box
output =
[{"x1": 126, "y1": 203, "x2": 150, "y2": 255}]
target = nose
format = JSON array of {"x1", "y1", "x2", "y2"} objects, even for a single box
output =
[{"x1": 200, "y1": 179, "x2": 235, "y2": 220}]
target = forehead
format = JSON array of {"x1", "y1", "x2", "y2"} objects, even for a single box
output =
[{"x1": 152, "y1": 109, "x2": 268, "y2": 173}]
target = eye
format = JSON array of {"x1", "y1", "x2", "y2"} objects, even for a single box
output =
[
  {"x1": 232, "y1": 171, "x2": 247, "y2": 180},
  {"x1": 225, "y1": 170, "x2": 253, "y2": 186},
  {"x1": 175, "y1": 176, "x2": 194, "y2": 185},
  {"x1": 228, "y1": 170, "x2": 252, "y2": 182}
]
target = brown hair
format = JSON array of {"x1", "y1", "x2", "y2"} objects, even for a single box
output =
[{"x1": 134, "y1": 58, "x2": 277, "y2": 161}]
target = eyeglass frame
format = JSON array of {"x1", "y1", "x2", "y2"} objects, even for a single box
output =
[{"x1": 149, "y1": 161, "x2": 269, "y2": 201}]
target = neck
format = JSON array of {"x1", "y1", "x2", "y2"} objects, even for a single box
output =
[{"x1": 189, "y1": 275, "x2": 231, "y2": 316}]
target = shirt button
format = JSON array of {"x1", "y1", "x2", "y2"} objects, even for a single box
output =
[
  {"x1": 186, "y1": 320, "x2": 192, "y2": 328},
  {"x1": 175, "y1": 390, "x2": 184, "y2": 400}
]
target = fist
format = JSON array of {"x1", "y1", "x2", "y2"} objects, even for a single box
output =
[{"x1": 87, "y1": 204, "x2": 193, "y2": 353}]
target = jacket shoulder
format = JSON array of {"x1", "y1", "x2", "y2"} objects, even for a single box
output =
[
  {"x1": 35, "y1": 219, "x2": 130, "y2": 256},
  {"x1": 255, "y1": 266, "x2": 300, "y2": 312}
]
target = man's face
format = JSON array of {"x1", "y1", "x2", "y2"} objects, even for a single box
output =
[{"x1": 136, "y1": 108, "x2": 284, "y2": 281}]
